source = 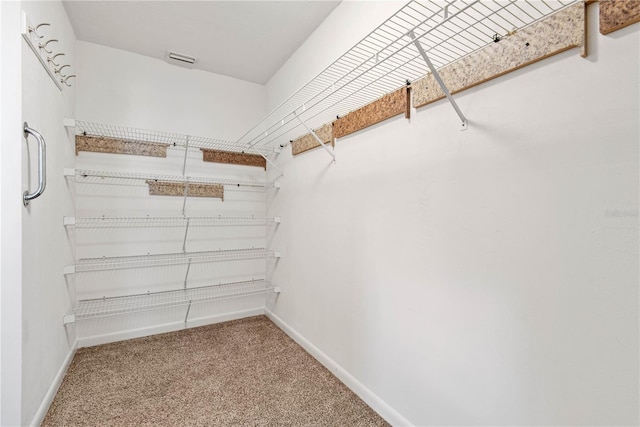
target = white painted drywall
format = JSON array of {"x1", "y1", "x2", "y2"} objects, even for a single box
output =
[
  {"x1": 265, "y1": 1, "x2": 401, "y2": 112},
  {"x1": 74, "y1": 42, "x2": 273, "y2": 345},
  {"x1": 1, "y1": 2, "x2": 24, "y2": 424},
  {"x1": 266, "y1": 2, "x2": 639, "y2": 425},
  {"x1": 19, "y1": 1, "x2": 77, "y2": 424},
  {"x1": 76, "y1": 41, "x2": 267, "y2": 142}
]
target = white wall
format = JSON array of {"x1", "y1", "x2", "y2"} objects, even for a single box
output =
[
  {"x1": 1, "y1": 2, "x2": 24, "y2": 424},
  {"x1": 74, "y1": 42, "x2": 272, "y2": 345},
  {"x1": 266, "y1": 1, "x2": 401, "y2": 113},
  {"x1": 266, "y1": 2, "x2": 639, "y2": 426},
  {"x1": 19, "y1": 1, "x2": 78, "y2": 424},
  {"x1": 76, "y1": 41, "x2": 266, "y2": 141}
]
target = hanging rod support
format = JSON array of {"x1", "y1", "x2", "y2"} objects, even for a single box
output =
[
  {"x1": 408, "y1": 30, "x2": 468, "y2": 131},
  {"x1": 294, "y1": 112, "x2": 336, "y2": 162}
]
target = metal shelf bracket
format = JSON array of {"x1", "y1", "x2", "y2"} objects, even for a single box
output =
[
  {"x1": 408, "y1": 30, "x2": 468, "y2": 131},
  {"x1": 294, "y1": 112, "x2": 336, "y2": 162}
]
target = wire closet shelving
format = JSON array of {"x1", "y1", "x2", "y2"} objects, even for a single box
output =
[
  {"x1": 236, "y1": 0, "x2": 578, "y2": 148},
  {"x1": 66, "y1": 168, "x2": 277, "y2": 190},
  {"x1": 75, "y1": 279, "x2": 279, "y2": 320},
  {"x1": 65, "y1": 216, "x2": 280, "y2": 228},
  {"x1": 75, "y1": 120, "x2": 274, "y2": 156},
  {"x1": 67, "y1": 121, "x2": 283, "y2": 325},
  {"x1": 66, "y1": 248, "x2": 280, "y2": 274}
]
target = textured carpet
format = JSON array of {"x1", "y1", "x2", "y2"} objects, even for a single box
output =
[{"x1": 43, "y1": 316, "x2": 389, "y2": 426}]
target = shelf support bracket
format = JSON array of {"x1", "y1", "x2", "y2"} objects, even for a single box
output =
[
  {"x1": 181, "y1": 136, "x2": 190, "y2": 176},
  {"x1": 294, "y1": 112, "x2": 336, "y2": 162},
  {"x1": 183, "y1": 258, "x2": 192, "y2": 289},
  {"x1": 408, "y1": 31, "x2": 468, "y2": 131},
  {"x1": 258, "y1": 151, "x2": 283, "y2": 177},
  {"x1": 63, "y1": 314, "x2": 76, "y2": 325},
  {"x1": 182, "y1": 217, "x2": 190, "y2": 253},
  {"x1": 181, "y1": 179, "x2": 190, "y2": 216},
  {"x1": 184, "y1": 300, "x2": 192, "y2": 325}
]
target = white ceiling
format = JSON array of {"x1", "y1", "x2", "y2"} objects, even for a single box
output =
[{"x1": 63, "y1": 1, "x2": 341, "y2": 85}]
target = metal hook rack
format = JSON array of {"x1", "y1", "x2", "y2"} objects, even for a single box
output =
[
  {"x1": 28, "y1": 22, "x2": 49, "y2": 38},
  {"x1": 47, "y1": 52, "x2": 65, "y2": 67},
  {"x1": 62, "y1": 75, "x2": 76, "y2": 87},
  {"x1": 21, "y1": 11, "x2": 75, "y2": 91}
]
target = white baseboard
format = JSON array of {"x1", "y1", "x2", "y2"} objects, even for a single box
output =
[
  {"x1": 265, "y1": 309, "x2": 413, "y2": 427},
  {"x1": 78, "y1": 308, "x2": 265, "y2": 348},
  {"x1": 30, "y1": 339, "x2": 78, "y2": 427}
]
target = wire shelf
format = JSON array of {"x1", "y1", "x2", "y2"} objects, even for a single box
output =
[
  {"x1": 236, "y1": 0, "x2": 577, "y2": 148},
  {"x1": 75, "y1": 120, "x2": 272, "y2": 156},
  {"x1": 71, "y1": 168, "x2": 273, "y2": 190},
  {"x1": 73, "y1": 248, "x2": 279, "y2": 273},
  {"x1": 76, "y1": 279, "x2": 277, "y2": 320},
  {"x1": 71, "y1": 216, "x2": 279, "y2": 228}
]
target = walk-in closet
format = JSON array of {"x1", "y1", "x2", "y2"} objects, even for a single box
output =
[{"x1": 1, "y1": 0, "x2": 638, "y2": 425}]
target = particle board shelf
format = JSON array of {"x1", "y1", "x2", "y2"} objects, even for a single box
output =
[
  {"x1": 65, "y1": 168, "x2": 278, "y2": 191},
  {"x1": 201, "y1": 148, "x2": 267, "y2": 170},
  {"x1": 599, "y1": 0, "x2": 640, "y2": 35},
  {"x1": 75, "y1": 279, "x2": 279, "y2": 320},
  {"x1": 236, "y1": 0, "x2": 578, "y2": 149},
  {"x1": 65, "y1": 216, "x2": 281, "y2": 228},
  {"x1": 65, "y1": 248, "x2": 280, "y2": 274}
]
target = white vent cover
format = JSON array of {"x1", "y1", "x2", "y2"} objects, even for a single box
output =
[{"x1": 165, "y1": 50, "x2": 197, "y2": 68}]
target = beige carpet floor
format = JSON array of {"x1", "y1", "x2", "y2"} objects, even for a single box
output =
[{"x1": 43, "y1": 315, "x2": 389, "y2": 426}]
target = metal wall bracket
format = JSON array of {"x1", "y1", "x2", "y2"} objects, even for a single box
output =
[
  {"x1": 183, "y1": 258, "x2": 192, "y2": 289},
  {"x1": 182, "y1": 218, "x2": 190, "y2": 253},
  {"x1": 63, "y1": 314, "x2": 76, "y2": 325},
  {"x1": 181, "y1": 136, "x2": 190, "y2": 176},
  {"x1": 181, "y1": 179, "x2": 190, "y2": 216},
  {"x1": 184, "y1": 300, "x2": 192, "y2": 325},
  {"x1": 294, "y1": 112, "x2": 336, "y2": 161},
  {"x1": 408, "y1": 31, "x2": 468, "y2": 131},
  {"x1": 258, "y1": 150, "x2": 283, "y2": 176}
]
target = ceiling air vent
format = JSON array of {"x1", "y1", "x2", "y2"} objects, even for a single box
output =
[{"x1": 165, "y1": 50, "x2": 197, "y2": 68}]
